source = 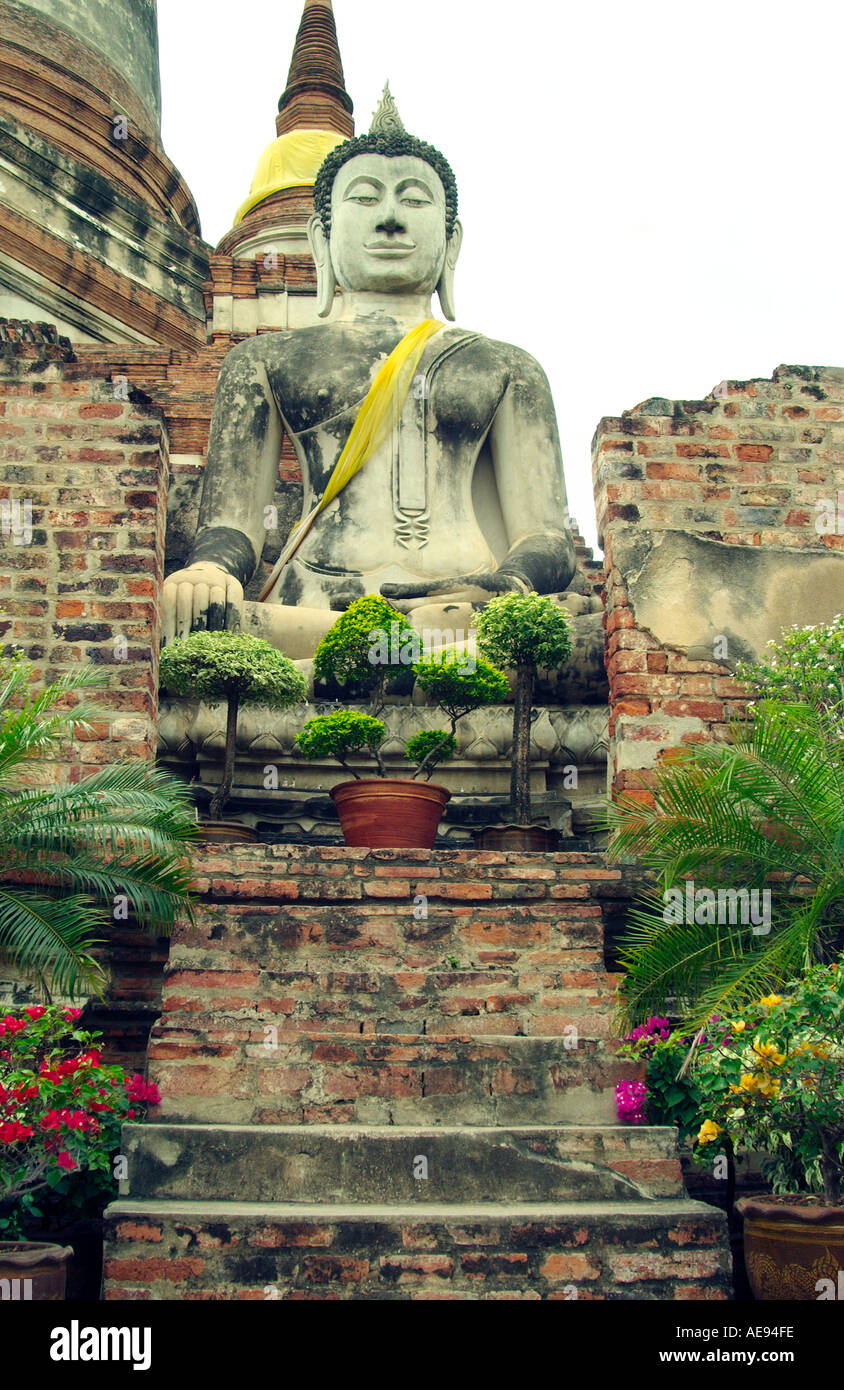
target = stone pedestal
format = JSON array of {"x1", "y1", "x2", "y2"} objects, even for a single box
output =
[{"x1": 104, "y1": 846, "x2": 731, "y2": 1300}]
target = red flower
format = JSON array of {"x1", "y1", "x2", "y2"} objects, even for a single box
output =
[
  {"x1": 62, "y1": 1008, "x2": 82, "y2": 1023},
  {"x1": 24, "y1": 1005, "x2": 47, "y2": 1021},
  {"x1": 10, "y1": 1084, "x2": 39, "y2": 1103},
  {"x1": 56, "y1": 1151, "x2": 77, "y2": 1172},
  {"x1": 125, "y1": 1076, "x2": 161, "y2": 1106},
  {"x1": 0, "y1": 1017, "x2": 26, "y2": 1036},
  {"x1": 0, "y1": 1121, "x2": 34, "y2": 1143}
]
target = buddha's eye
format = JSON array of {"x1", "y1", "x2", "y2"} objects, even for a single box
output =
[
  {"x1": 402, "y1": 198, "x2": 429, "y2": 208},
  {"x1": 348, "y1": 194, "x2": 379, "y2": 206}
]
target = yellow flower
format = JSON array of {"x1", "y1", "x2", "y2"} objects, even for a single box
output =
[
  {"x1": 731, "y1": 1020, "x2": 747, "y2": 1033},
  {"x1": 759, "y1": 995, "x2": 782, "y2": 1008},
  {"x1": 752, "y1": 1041, "x2": 785, "y2": 1065},
  {"x1": 811, "y1": 1044, "x2": 831, "y2": 1060},
  {"x1": 698, "y1": 1120, "x2": 722, "y2": 1144},
  {"x1": 758, "y1": 1077, "x2": 780, "y2": 1097},
  {"x1": 739, "y1": 1073, "x2": 761, "y2": 1092}
]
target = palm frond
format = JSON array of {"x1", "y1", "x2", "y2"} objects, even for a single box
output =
[
  {"x1": 0, "y1": 887, "x2": 107, "y2": 999},
  {"x1": 609, "y1": 697, "x2": 844, "y2": 1030}
]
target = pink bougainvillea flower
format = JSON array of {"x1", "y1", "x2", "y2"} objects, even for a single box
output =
[
  {"x1": 56, "y1": 1151, "x2": 77, "y2": 1172},
  {"x1": 615, "y1": 1079, "x2": 648, "y2": 1125},
  {"x1": 125, "y1": 1076, "x2": 161, "y2": 1106}
]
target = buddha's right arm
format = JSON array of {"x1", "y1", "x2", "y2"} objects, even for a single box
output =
[{"x1": 161, "y1": 342, "x2": 284, "y2": 644}]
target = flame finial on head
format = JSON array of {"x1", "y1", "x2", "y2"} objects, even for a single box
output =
[{"x1": 370, "y1": 83, "x2": 405, "y2": 137}]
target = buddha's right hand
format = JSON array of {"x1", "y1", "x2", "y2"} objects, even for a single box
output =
[{"x1": 161, "y1": 562, "x2": 244, "y2": 645}]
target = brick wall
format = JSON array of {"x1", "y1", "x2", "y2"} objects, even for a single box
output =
[
  {"x1": 0, "y1": 319, "x2": 169, "y2": 776},
  {"x1": 593, "y1": 364, "x2": 844, "y2": 802},
  {"x1": 147, "y1": 845, "x2": 639, "y2": 1128},
  {"x1": 0, "y1": 319, "x2": 175, "y2": 1045}
]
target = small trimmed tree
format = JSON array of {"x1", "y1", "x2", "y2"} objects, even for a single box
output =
[
  {"x1": 476, "y1": 593, "x2": 572, "y2": 825},
  {"x1": 160, "y1": 632, "x2": 307, "y2": 821},
  {"x1": 297, "y1": 638, "x2": 509, "y2": 782},
  {"x1": 313, "y1": 594, "x2": 418, "y2": 714}
]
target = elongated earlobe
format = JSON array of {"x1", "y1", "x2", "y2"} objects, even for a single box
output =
[
  {"x1": 437, "y1": 219, "x2": 463, "y2": 322},
  {"x1": 308, "y1": 214, "x2": 337, "y2": 318}
]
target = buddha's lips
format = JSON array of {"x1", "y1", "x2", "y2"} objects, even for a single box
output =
[{"x1": 365, "y1": 242, "x2": 416, "y2": 254}]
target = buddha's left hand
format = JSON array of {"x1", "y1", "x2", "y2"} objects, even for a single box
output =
[{"x1": 381, "y1": 571, "x2": 529, "y2": 609}]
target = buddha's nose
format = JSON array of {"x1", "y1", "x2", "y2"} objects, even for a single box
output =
[{"x1": 377, "y1": 213, "x2": 405, "y2": 236}]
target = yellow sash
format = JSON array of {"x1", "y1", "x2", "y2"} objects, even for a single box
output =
[{"x1": 259, "y1": 318, "x2": 444, "y2": 602}]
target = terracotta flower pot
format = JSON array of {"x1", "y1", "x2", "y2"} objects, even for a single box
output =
[
  {"x1": 195, "y1": 820, "x2": 259, "y2": 844},
  {"x1": 0, "y1": 1241, "x2": 73, "y2": 1301},
  {"x1": 332, "y1": 779, "x2": 450, "y2": 849},
  {"x1": 474, "y1": 824, "x2": 561, "y2": 852},
  {"x1": 737, "y1": 1195, "x2": 844, "y2": 1300}
]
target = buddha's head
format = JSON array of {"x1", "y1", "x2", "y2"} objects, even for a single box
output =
[{"x1": 309, "y1": 86, "x2": 463, "y2": 319}]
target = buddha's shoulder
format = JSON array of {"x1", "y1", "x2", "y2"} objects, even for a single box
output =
[{"x1": 219, "y1": 323, "x2": 546, "y2": 376}]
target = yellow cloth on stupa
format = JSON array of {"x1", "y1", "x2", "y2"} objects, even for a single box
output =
[{"x1": 234, "y1": 130, "x2": 346, "y2": 226}]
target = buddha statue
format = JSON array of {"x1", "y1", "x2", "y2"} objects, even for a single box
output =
[{"x1": 161, "y1": 88, "x2": 577, "y2": 659}]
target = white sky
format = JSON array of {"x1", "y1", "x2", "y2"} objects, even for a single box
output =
[{"x1": 158, "y1": 0, "x2": 844, "y2": 554}]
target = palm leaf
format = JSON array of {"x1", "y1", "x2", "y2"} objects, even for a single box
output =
[
  {"x1": 609, "y1": 698, "x2": 844, "y2": 1029},
  {"x1": 0, "y1": 887, "x2": 107, "y2": 998}
]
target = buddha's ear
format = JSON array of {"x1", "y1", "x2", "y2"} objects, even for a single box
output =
[
  {"x1": 436, "y1": 219, "x2": 463, "y2": 322},
  {"x1": 308, "y1": 214, "x2": 336, "y2": 318}
]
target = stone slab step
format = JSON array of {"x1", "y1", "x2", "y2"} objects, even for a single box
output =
[
  {"x1": 159, "y1": 959, "x2": 617, "y2": 1037},
  {"x1": 103, "y1": 1198, "x2": 731, "y2": 1301},
  {"x1": 149, "y1": 1032, "x2": 641, "y2": 1126},
  {"x1": 121, "y1": 1123, "x2": 684, "y2": 1204}
]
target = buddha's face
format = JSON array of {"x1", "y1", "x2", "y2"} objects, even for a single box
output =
[{"x1": 328, "y1": 153, "x2": 449, "y2": 296}]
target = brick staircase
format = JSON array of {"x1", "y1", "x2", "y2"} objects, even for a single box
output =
[{"x1": 103, "y1": 846, "x2": 731, "y2": 1300}]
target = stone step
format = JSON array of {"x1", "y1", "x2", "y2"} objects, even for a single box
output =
[
  {"x1": 121, "y1": 1123, "x2": 684, "y2": 1205},
  {"x1": 158, "y1": 959, "x2": 617, "y2": 1038},
  {"x1": 179, "y1": 898, "x2": 608, "y2": 971},
  {"x1": 149, "y1": 1030, "x2": 641, "y2": 1126},
  {"x1": 103, "y1": 1198, "x2": 731, "y2": 1301}
]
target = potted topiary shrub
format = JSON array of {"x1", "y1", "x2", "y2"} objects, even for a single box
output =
[
  {"x1": 296, "y1": 596, "x2": 508, "y2": 848},
  {"x1": 475, "y1": 592, "x2": 573, "y2": 851},
  {"x1": 693, "y1": 962, "x2": 844, "y2": 1300},
  {"x1": 159, "y1": 631, "x2": 307, "y2": 842}
]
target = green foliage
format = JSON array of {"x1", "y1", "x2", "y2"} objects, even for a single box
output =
[
  {"x1": 413, "y1": 652, "x2": 509, "y2": 718},
  {"x1": 476, "y1": 592, "x2": 572, "y2": 671},
  {"x1": 736, "y1": 615, "x2": 844, "y2": 716},
  {"x1": 623, "y1": 1027, "x2": 743, "y2": 1145},
  {"x1": 692, "y1": 963, "x2": 844, "y2": 1202},
  {"x1": 159, "y1": 631, "x2": 307, "y2": 709},
  {"x1": 296, "y1": 711, "x2": 386, "y2": 765},
  {"x1": 405, "y1": 730, "x2": 457, "y2": 771},
  {"x1": 0, "y1": 656, "x2": 197, "y2": 998},
  {"x1": 608, "y1": 698, "x2": 844, "y2": 1030},
  {"x1": 313, "y1": 596, "x2": 415, "y2": 694}
]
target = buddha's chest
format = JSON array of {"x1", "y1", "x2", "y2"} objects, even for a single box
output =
[{"x1": 270, "y1": 331, "x2": 509, "y2": 445}]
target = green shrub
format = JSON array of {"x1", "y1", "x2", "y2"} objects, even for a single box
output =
[
  {"x1": 313, "y1": 596, "x2": 416, "y2": 704},
  {"x1": 736, "y1": 614, "x2": 844, "y2": 716},
  {"x1": 476, "y1": 592, "x2": 572, "y2": 671},
  {"x1": 160, "y1": 630, "x2": 306, "y2": 707},
  {"x1": 160, "y1": 631, "x2": 307, "y2": 820},
  {"x1": 413, "y1": 652, "x2": 509, "y2": 718},
  {"x1": 296, "y1": 711, "x2": 387, "y2": 775},
  {"x1": 405, "y1": 729, "x2": 457, "y2": 771},
  {"x1": 475, "y1": 594, "x2": 572, "y2": 824}
]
